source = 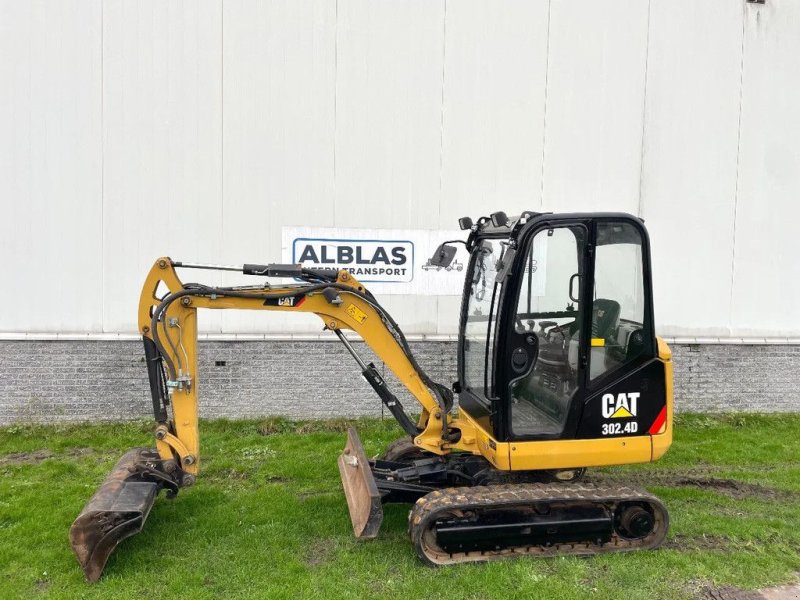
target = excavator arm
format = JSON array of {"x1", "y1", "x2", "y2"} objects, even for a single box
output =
[{"x1": 70, "y1": 257, "x2": 476, "y2": 581}]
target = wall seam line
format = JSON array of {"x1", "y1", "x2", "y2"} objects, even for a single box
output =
[
  {"x1": 332, "y1": 0, "x2": 339, "y2": 226},
  {"x1": 729, "y1": 2, "x2": 748, "y2": 338},
  {"x1": 435, "y1": 0, "x2": 448, "y2": 334},
  {"x1": 636, "y1": 0, "x2": 652, "y2": 218},
  {"x1": 220, "y1": 0, "x2": 224, "y2": 264},
  {"x1": 538, "y1": 0, "x2": 552, "y2": 209},
  {"x1": 437, "y1": 0, "x2": 447, "y2": 227},
  {"x1": 100, "y1": 0, "x2": 105, "y2": 333}
]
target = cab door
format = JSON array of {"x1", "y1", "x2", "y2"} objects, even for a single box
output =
[{"x1": 494, "y1": 220, "x2": 591, "y2": 441}]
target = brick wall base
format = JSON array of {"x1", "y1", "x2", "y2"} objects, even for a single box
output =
[{"x1": 0, "y1": 340, "x2": 797, "y2": 424}]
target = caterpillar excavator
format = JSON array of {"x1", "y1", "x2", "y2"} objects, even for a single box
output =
[{"x1": 70, "y1": 211, "x2": 673, "y2": 581}]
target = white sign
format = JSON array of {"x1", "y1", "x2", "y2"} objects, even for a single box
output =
[{"x1": 281, "y1": 227, "x2": 468, "y2": 295}]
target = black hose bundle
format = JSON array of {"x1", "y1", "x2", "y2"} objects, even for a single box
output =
[{"x1": 149, "y1": 279, "x2": 454, "y2": 423}]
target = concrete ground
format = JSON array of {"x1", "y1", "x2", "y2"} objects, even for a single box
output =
[{"x1": 760, "y1": 584, "x2": 800, "y2": 599}]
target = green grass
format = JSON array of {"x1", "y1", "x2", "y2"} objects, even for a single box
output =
[{"x1": 1, "y1": 413, "x2": 799, "y2": 599}]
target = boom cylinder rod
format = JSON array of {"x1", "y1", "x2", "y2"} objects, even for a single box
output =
[
  {"x1": 334, "y1": 329, "x2": 369, "y2": 370},
  {"x1": 172, "y1": 261, "x2": 243, "y2": 272},
  {"x1": 334, "y1": 329, "x2": 420, "y2": 437}
]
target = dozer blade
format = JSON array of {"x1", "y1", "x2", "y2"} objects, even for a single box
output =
[
  {"x1": 69, "y1": 448, "x2": 163, "y2": 582},
  {"x1": 338, "y1": 427, "x2": 383, "y2": 538}
]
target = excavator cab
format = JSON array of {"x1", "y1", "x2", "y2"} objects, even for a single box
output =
[{"x1": 451, "y1": 211, "x2": 668, "y2": 451}]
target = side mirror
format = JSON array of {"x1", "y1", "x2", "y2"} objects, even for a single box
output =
[
  {"x1": 458, "y1": 216, "x2": 473, "y2": 230},
  {"x1": 429, "y1": 243, "x2": 457, "y2": 268}
]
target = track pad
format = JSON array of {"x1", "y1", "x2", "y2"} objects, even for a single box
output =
[{"x1": 338, "y1": 427, "x2": 383, "y2": 538}]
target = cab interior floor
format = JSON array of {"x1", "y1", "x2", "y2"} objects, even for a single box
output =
[{"x1": 511, "y1": 399, "x2": 564, "y2": 436}]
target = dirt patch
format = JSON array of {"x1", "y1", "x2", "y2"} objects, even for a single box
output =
[
  {"x1": 700, "y1": 585, "x2": 764, "y2": 600},
  {"x1": 674, "y1": 477, "x2": 793, "y2": 501},
  {"x1": 689, "y1": 581, "x2": 800, "y2": 600},
  {"x1": 588, "y1": 471, "x2": 797, "y2": 501},
  {"x1": 203, "y1": 467, "x2": 253, "y2": 484},
  {"x1": 264, "y1": 475, "x2": 291, "y2": 484},
  {"x1": 303, "y1": 538, "x2": 339, "y2": 567},
  {"x1": 0, "y1": 450, "x2": 54, "y2": 465},
  {"x1": 294, "y1": 419, "x2": 350, "y2": 434},
  {"x1": 65, "y1": 447, "x2": 95, "y2": 458},
  {"x1": 0, "y1": 447, "x2": 95, "y2": 466},
  {"x1": 220, "y1": 468, "x2": 250, "y2": 480},
  {"x1": 760, "y1": 583, "x2": 800, "y2": 599},
  {"x1": 257, "y1": 418, "x2": 351, "y2": 436},
  {"x1": 256, "y1": 419, "x2": 293, "y2": 436}
]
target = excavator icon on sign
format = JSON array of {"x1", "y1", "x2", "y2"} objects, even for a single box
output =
[{"x1": 422, "y1": 258, "x2": 464, "y2": 273}]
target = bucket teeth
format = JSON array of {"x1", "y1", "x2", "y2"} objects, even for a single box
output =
[{"x1": 69, "y1": 448, "x2": 167, "y2": 582}]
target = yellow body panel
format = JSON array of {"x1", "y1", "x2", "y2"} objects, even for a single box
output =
[
  {"x1": 508, "y1": 435, "x2": 652, "y2": 471},
  {"x1": 651, "y1": 337, "x2": 674, "y2": 460},
  {"x1": 453, "y1": 406, "x2": 650, "y2": 471},
  {"x1": 452, "y1": 337, "x2": 674, "y2": 472}
]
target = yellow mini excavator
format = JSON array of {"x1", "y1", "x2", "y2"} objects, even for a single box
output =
[{"x1": 70, "y1": 211, "x2": 673, "y2": 581}]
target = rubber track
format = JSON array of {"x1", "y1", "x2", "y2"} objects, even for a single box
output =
[{"x1": 408, "y1": 483, "x2": 669, "y2": 565}]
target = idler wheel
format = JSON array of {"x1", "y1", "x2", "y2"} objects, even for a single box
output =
[{"x1": 615, "y1": 504, "x2": 655, "y2": 539}]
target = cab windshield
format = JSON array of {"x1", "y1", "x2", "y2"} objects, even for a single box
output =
[{"x1": 462, "y1": 239, "x2": 504, "y2": 399}]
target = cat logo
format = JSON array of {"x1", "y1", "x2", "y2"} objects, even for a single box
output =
[
  {"x1": 602, "y1": 392, "x2": 640, "y2": 419},
  {"x1": 263, "y1": 295, "x2": 305, "y2": 308}
]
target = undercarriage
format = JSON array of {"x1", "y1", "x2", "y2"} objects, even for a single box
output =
[
  {"x1": 409, "y1": 484, "x2": 668, "y2": 566},
  {"x1": 339, "y1": 429, "x2": 668, "y2": 566}
]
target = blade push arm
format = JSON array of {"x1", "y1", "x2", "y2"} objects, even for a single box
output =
[{"x1": 138, "y1": 257, "x2": 473, "y2": 479}]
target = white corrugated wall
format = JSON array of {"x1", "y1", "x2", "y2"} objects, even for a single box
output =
[{"x1": 1, "y1": 0, "x2": 797, "y2": 339}]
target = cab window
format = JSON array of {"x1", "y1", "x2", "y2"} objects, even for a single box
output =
[
  {"x1": 462, "y1": 240, "x2": 503, "y2": 400},
  {"x1": 589, "y1": 221, "x2": 653, "y2": 381}
]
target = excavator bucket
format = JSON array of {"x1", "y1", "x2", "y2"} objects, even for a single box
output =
[
  {"x1": 338, "y1": 427, "x2": 383, "y2": 538},
  {"x1": 69, "y1": 448, "x2": 162, "y2": 582}
]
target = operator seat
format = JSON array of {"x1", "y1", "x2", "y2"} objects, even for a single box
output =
[
  {"x1": 591, "y1": 299, "x2": 621, "y2": 342},
  {"x1": 590, "y1": 299, "x2": 621, "y2": 379}
]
